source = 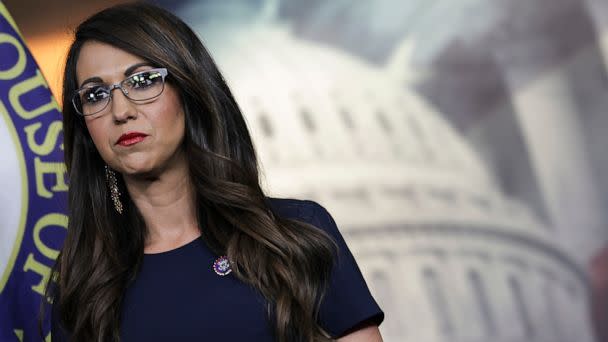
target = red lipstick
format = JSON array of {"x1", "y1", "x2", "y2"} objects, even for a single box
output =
[{"x1": 116, "y1": 132, "x2": 148, "y2": 146}]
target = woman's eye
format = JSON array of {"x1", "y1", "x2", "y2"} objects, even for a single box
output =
[
  {"x1": 82, "y1": 87, "x2": 109, "y2": 103},
  {"x1": 128, "y1": 71, "x2": 161, "y2": 89}
]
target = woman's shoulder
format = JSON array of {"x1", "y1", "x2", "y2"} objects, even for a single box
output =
[
  {"x1": 265, "y1": 197, "x2": 346, "y2": 245},
  {"x1": 266, "y1": 197, "x2": 334, "y2": 227},
  {"x1": 267, "y1": 197, "x2": 385, "y2": 336}
]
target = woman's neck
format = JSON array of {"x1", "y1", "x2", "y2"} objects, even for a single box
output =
[{"x1": 122, "y1": 155, "x2": 200, "y2": 253}]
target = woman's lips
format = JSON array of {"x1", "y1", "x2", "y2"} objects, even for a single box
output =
[{"x1": 116, "y1": 132, "x2": 148, "y2": 146}]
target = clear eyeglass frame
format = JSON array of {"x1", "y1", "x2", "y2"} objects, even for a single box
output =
[{"x1": 71, "y1": 67, "x2": 169, "y2": 116}]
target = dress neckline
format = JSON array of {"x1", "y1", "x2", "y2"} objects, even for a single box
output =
[{"x1": 143, "y1": 235, "x2": 202, "y2": 256}]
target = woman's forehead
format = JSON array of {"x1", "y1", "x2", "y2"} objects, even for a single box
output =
[{"x1": 75, "y1": 41, "x2": 147, "y2": 85}]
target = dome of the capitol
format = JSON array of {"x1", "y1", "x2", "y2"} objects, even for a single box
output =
[{"x1": 178, "y1": 3, "x2": 594, "y2": 341}]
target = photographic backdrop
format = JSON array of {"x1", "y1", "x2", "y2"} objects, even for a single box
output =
[{"x1": 1, "y1": 0, "x2": 607, "y2": 341}]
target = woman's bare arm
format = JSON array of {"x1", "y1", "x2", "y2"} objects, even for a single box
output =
[{"x1": 337, "y1": 325, "x2": 383, "y2": 342}]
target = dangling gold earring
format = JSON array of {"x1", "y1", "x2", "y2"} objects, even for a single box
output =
[{"x1": 105, "y1": 165, "x2": 123, "y2": 214}]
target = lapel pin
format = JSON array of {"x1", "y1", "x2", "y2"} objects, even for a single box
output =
[{"x1": 213, "y1": 255, "x2": 232, "y2": 276}]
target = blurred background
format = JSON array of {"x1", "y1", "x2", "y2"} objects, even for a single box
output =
[{"x1": 3, "y1": 0, "x2": 608, "y2": 341}]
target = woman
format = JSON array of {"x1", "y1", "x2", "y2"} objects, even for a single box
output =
[{"x1": 46, "y1": 3, "x2": 383, "y2": 341}]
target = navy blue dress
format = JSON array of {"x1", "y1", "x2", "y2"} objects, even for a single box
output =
[{"x1": 51, "y1": 198, "x2": 383, "y2": 341}]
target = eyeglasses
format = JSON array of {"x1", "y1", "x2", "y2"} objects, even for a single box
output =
[{"x1": 72, "y1": 67, "x2": 169, "y2": 116}]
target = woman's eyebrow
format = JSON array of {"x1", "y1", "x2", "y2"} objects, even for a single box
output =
[
  {"x1": 79, "y1": 77, "x2": 103, "y2": 88},
  {"x1": 78, "y1": 62, "x2": 153, "y2": 88},
  {"x1": 124, "y1": 62, "x2": 154, "y2": 76}
]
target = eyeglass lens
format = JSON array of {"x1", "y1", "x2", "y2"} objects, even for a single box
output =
[{"x1": 74, "y1": 69, "x2": 166, "y2": 116}]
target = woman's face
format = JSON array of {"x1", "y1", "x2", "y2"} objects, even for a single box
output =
[{"x1": 75, "y1": 41, "x2": 186, "y2": 177}]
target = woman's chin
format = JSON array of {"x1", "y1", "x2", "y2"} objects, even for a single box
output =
[
  {"x1": 118, "y1": 162, "x2": 159, "y2": 179},
  {"x1": 114, "y1": 149, "x2": 187, "y2": 180}
]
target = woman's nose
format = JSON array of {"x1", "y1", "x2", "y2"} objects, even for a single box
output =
[{"x1": 110, "y1": 86, "x2": 137, "y2": 122}]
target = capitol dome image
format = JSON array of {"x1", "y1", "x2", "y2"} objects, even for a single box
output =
[{"x1": 170, "y1": 1, "x2": 599, "y2": 341}]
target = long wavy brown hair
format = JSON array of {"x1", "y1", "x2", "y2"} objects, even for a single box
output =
[{"x1": 43, "y1": 3, "x2": 336, "y2": 341}]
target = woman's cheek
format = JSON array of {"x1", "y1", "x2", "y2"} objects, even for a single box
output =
[{"x1": 86, "y1": 122, "x2": 113, "y2": 163}]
